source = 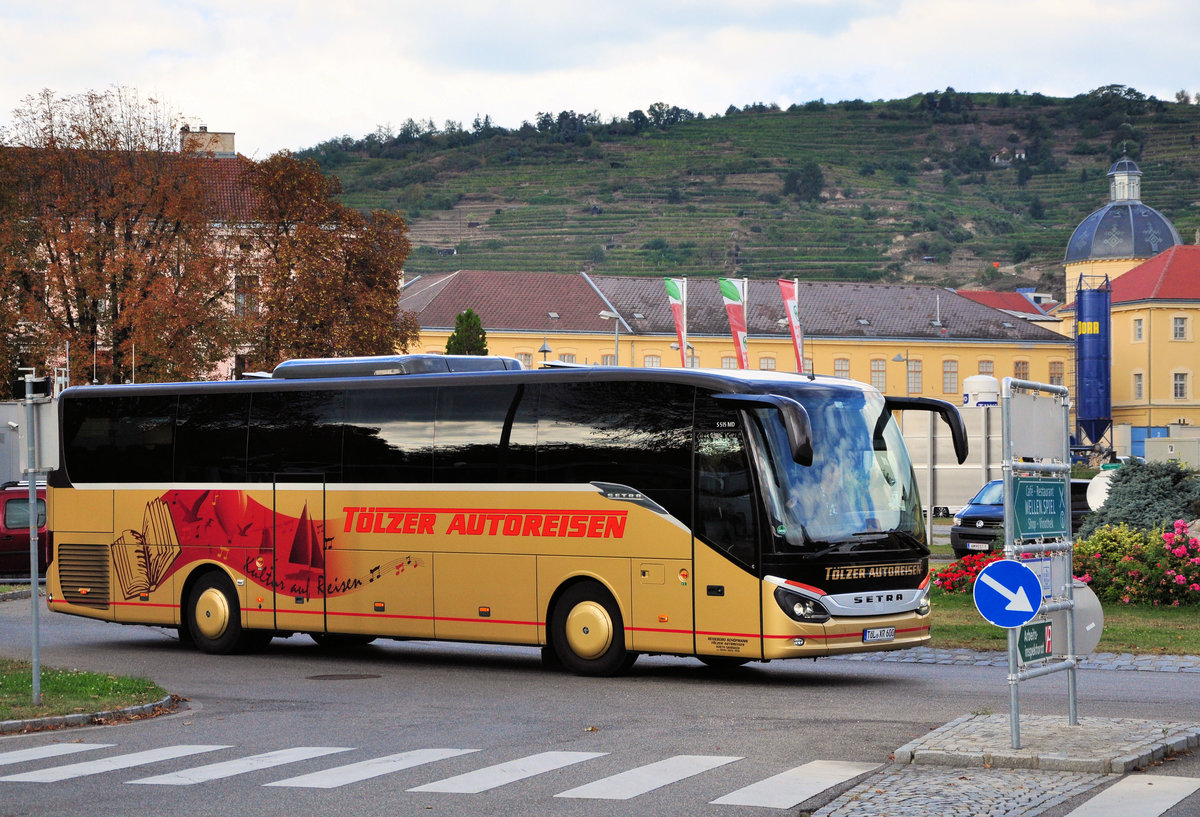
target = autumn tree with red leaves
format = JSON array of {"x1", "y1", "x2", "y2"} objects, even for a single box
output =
[
  {"x1": 0, "y1": 87, "x2": 239, "y2": 385},
  {"x1": 235, "y1": 152, "x2": 417, "y2": 372},
  {"x1": 0, "y1": 86, "x2": 417, "y2": 386}
]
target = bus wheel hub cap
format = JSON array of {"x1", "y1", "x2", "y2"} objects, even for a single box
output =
[
  {"x1": 565, "y1": 601, "x2": 612, "y2": 659},
  {"x1": 195, "y1": 588, "x2": 230, "y2": 640}
]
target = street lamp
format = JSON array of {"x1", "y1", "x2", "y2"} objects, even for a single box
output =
[
  {"x1": 670, "y1": 341, "x2": 696, "y2": 368},
  {"x1": 599, "y1": 310, "x2": 620, "y2": 365},
  {"x1": 892, "y1": 349, "x2": 911, "y2": 397},
  {"x1": 538, "y1": 338, "x2": 552, "y2": 362}
]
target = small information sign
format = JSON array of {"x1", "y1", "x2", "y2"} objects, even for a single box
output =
[
  {"x1": 1012, "y1": 476, "x2": 1068, "y2": 540},
  {"x1": 1018, "y1": 620, "x2": 1052, "y2": 665}
]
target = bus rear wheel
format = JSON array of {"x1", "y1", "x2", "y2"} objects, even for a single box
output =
[
  {"x1": 187, "y1": 572, "x2": 259, "y2": 654},
  {"x1": 551, "y1": 581, "x2": 633, "y2": 677}
]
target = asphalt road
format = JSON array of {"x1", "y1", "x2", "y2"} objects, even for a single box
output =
[{"x1": 2, "y1": 597, "x2": 1198, "y2": 817}]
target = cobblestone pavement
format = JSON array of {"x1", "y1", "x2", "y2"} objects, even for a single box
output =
[
  {"x1": 831, "y1": 646, "x2": 1200, "y2": 672},
  {"x1": 811, "y1": 766, "x2": 1105, "y2": 817},
  {"x1": 812, "y1": 714, "x2": 1200, "y2": 817}
]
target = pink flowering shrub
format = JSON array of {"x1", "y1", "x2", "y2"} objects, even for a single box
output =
[{"x1": 1073, "y1": 520, "x2": 1200, "y2": 606}]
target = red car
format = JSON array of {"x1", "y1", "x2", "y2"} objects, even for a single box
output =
[{"x1": 0, "y1": 482, "x2": 49, "y2": 575}]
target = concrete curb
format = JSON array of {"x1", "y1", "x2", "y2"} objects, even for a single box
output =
[
  {"x1": 892, "y1": 713, "x2": 1200, "y2": 775},
  {"x1": 0, "y1": 694, "x2": 182, "y2": 735}
]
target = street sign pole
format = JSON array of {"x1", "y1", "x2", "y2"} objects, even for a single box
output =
[
  {"x1": 998, "y1": 377, "x2": 1078, "y2": 749},
  {"x1": 23, "y1": 373, "x2": 41, "y2": 705}
]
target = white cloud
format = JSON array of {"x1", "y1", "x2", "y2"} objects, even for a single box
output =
[{"x1": 3, "y1": 0, "x2": 1198, "y2": 156}]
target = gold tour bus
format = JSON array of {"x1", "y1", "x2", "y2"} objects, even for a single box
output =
[{"x1": 45, "y1": 355, "x2": 966, "y2": 676}]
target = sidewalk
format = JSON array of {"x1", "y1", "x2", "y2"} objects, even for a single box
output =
[{"x1": 813, "y1": 715, "x2": 1200, "y2": 816}]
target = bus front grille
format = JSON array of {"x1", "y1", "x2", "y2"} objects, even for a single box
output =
[{"x1": 57, "y1": 543, "x2": 111, "y2": 609}]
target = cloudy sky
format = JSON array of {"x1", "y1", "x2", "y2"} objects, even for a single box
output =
[{"x1": 2, "y1": 1, "x2": 1197, "y2": 157}]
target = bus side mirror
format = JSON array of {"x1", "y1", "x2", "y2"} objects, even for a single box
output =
[
  {"x1": 712, "y1": 393, "x2": 813, "y2": 467},
  {"x1": 883, "y1": 396, "x2": 969, "y2": 464}
]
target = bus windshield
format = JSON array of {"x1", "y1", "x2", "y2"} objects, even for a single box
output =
[{"x1": 750, "y1": 390, "x2": 924, "y2": 552}]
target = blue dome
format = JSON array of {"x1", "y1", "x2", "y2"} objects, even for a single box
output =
[
  {"x1": 1064, "y1": 201, "x2": 1181, "y2": 263},
  {"x1": 1107, "y1": 158, "x2": 1142, "y2": 176}
]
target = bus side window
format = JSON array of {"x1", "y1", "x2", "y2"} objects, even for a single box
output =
[
  {"x1": 694, "y1": 420, "x2": 756, "y2": 568},
  {"x1": 344, "y1": 386, "x2": 436, "y2": 483},
  {"x1": 434, "y1": 384, "x2": 536, "y2": 483},
  {"x1": 247, "y1": 389, "x2": 345, "y2": 480},
  {"x1": 536, "y1": 380, "x2": 692, "y2": 523},
  {"x1": 176, "y1": 393, "x2": 249, "y2": 482},
  {"x1": 61, "y1": 394, "x2": 177, "y2": 484}
]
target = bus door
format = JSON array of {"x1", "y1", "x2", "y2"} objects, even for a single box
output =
[
  {"x1": 692, "y1": 409, "x2": 764, "y2": 660},
  {"x1": 270, "y1": 478, "x2": 327, "y2": 636}
]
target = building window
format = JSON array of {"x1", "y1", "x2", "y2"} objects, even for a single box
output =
[
  {"x1": 1049, "y1": 361, "x2": 1064, "y2": 386},
  {"x1": 758, "y1": 357, "x2": 776, "y2": 370},
  {"x1": 1174, "y1": 316, "x2": 1188, "y2": 341},
  {"x1": 907, "y1": 360, "x2": 922, "y2": 395},
  {"x1": 721, "y1": 356, "x2": 738, "y2": 369},
  {"x1": 1175, "y1": 372, "x2": 1188, "y2": 400},
  {"x1": 803, "y1": 357, "x2": 813, "y2": 374},
  {"x1": 942, "y1": 360, "x2": 958, "y2": 394},
  {"x1": 870, "y1": 359, "x2": 886, "y2": 391},
  {"x1": 979, "y1": 360, "x2": 994, "y2": 376},
  {"x1": 643, "y1": 355, "x2": 661, "y2": 368},
  {"x1": 234, "y1": 275, "x2": 258, "y2": 317},
  {"x1": 516, "y1": 353, "x2": 533, "y2": 367},
  {"x1": 1133, "y1": 318, "x2": 1144, "y2": 342},
  {"x1": 1133, "y1": 372, "x2": 1144, "y2": 400},
  {"x1": 1014, "y1": 360, "x2": 1029, "y2": 380},
  {"x1": 558, "y1": 353, "x2": 576, "y2": 364},
  {"x1": 834, "y1": 358, "x2": 850, "y2": 379},
  {"x1": 600, "y1": 354, "x2": 616, "y2": 366}
]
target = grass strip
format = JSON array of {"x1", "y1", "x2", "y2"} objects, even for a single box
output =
[
  {"x1": 0, "y1": 658, "x2": 167, "y2": 723},
  {"x1": 930, "y1": 590, "x2": 1200, "y2": 654}
]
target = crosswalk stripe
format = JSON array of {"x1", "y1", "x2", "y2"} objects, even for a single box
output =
[
  {"x1": 128, "y1": 746, "x2": 353, "y2": 785},
  {"x1": 0, "y1": 745, "x2": 229, "y2": 783},
  {"x1": 0, "y1": 744, "x2": 113, "y2": 768},
  {"x1": 408, "y1": 750, "x2": 606, "y2": 793},
  {"x1": 557, "y1": 754, "x2": 742, "y2": 800},
  {"x1": 1062, "y1": 776, "x2": 1200, "y2": 817},
  {"x1": 710, "y1": 759, "x2": 879, "y2": 808},
  {"x1": 265, "y1": 748, "x2": 478, "y2": 789}
]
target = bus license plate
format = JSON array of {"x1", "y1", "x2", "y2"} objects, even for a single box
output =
[{"x1": 863, "y1": 627, "x2": 895, "y2": 643}]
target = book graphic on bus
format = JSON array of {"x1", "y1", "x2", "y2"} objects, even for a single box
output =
[{"x1": 111, "y1": 498, "x2": 182, "y2": 599}]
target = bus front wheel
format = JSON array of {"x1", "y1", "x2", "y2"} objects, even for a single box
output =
[
  {"x1": 187, "y1": 572, "x2": 246, "y2": 654},
  {"x1": 551, "y1": 581, "x2": 633, "y2": 677}
]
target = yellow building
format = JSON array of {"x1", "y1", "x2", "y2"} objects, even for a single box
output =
[
  {"x1": 1107, "y1": 246, "x2": 1200, "y2": 430},
  {"x1": 399, "y1": 271, "x2": 1072, "y2": 402}
]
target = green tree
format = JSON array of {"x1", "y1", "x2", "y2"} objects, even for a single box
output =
[
  {"x1": 783, "y1": 158, "x2": 824, "y2": 202},
  {"x1": 1079, "y1": 460, "x2": 1200, "y2": 538},
  {"x1": 445, "y1": 309, "x2": 487, "y2": 355}
]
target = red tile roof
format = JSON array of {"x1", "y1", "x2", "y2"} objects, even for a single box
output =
[
  {"x1": 1111, "y1": 245, "x2": 1200, "y2": 303},
  {"x1": 400, "y1": 271, "x2": 1070, "y2": 344},
  {"x1": 400, "y1": 270, "x2": 616, "y2": 333},
  {"x1": 955, "y1": 290, "x2": 1054, "y2": 318}
]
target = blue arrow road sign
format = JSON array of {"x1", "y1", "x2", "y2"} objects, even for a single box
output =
[{"x1": 973, "y1": 559, "x2": 1043, "y2": 628}]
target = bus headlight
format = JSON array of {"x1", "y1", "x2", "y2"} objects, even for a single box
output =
[{"x1": 773, "y1": 587, "x2": 830, "y2": 623}]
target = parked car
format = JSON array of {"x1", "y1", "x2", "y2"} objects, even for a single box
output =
[
  {"x1": 0, "y1": 482, "x2": 49, "y2": 575},
  {"x1": 950, "y1": 478, "x2": 1091, "y2": 560}
]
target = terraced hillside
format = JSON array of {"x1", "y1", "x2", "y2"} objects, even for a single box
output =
[{"x1": 301, "y1": 90, "x2": 1200, "y2": 299}]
